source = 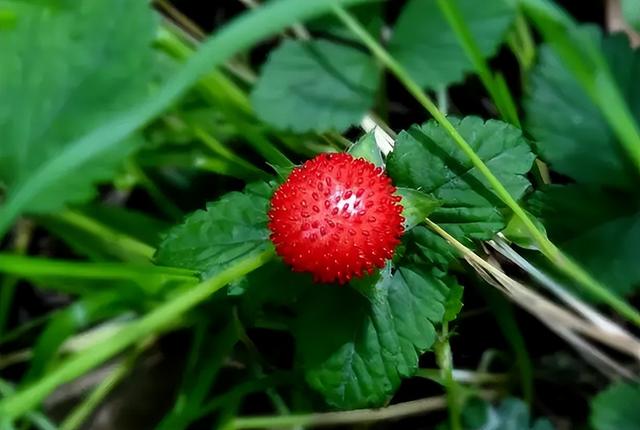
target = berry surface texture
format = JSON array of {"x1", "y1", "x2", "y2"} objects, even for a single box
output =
[{"x1": 268, "y1": 153, "x2": 404, "y2": 283}]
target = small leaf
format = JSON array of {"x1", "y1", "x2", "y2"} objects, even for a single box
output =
[
  {"x1": 251, "y1": 39, "x2": 380, "y2": 133},
  {"x1": 387, "y1": 117, "x2": 535, "y2": 241},
  {"x1": 591, "y1": 382, "x2": 640, "y2": 430},
  {"x1": 502, "y1": 211, "x2": 548, "y2": 250},
  {"x1": 348, "y1": 132, "x2": 384, "y2": 167},
  {"x1": 155, "y1": 182, "x2": 274, "y2": 280},
  {"x1": 389, "y1": 0, "x2": 515, "y2": 89},
  {"x1": 524, "y1": 28, "x2": 640, "y2": 189},
  {"x1": 529, "y1": 185, "x2": 640, "y2": 296},
  {"x1": 395, "y1": 187, "x2": 441, "y2": 230},
  {"x1": 463, "y1": 397, "x2": 555, "y2": 430},
  {"x1": 0, "y1": 0, "x2": 157, "y2": 215},
  {"x1": 293, "y1": 264, "x2": 453, "y2": 409}
]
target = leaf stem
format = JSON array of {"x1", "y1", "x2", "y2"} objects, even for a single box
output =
[
  {"x1": 0, "y1": 249, "x2": 274, "y2": 420},
  {"x1": 333, "y1": 5, "x2": 640, "y2": 327}
]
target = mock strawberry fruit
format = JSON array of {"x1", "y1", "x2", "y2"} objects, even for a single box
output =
[{"x1": 268, "y1": 153, "x2": 404, "y2": 284}]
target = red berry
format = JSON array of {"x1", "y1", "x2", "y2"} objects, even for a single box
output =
[{"x1": 268, "y1": 153, "x2": 404, "y2": 284}]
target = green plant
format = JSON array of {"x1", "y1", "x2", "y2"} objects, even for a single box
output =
[{"x1": 0, "y1": 0, "x2": 639, "y2": 429}]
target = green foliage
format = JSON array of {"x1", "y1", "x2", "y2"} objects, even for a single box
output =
[
  {"x1": 529, "y1": 185, "x2": 640, "y2": 296},
  {"x1": 293, "y1": 264, "x2": 458, "y2": 409},
  {"x1": 463, "y1": 397, "x2": 555, "y2": 430},
  {"x1": 251, "y1": 39, "x2": 380, "y2": 133},
  {"x1": 348, "y1": 131, "x2": 384, "y2": 167},
  {"x1": 0, "y1": 0, "x2": 156, "y2": 214},
  {"x1": 396, "y1": 188, "x2": 442, "y2": 230},
  {"x1": 591, "y1": 382, "x2": 640, "y2": 430},
  {"x1": 622, "y1": 0, "x2": 640, "y2": 32},
  {"x1": 387, "y1": 117, "x2": 535, "y2": 241},
  {"x1": 155, "y1": 183, "x2": 274, "y2": 280},
  {"x1": 389, "y1": 0, "x2": 515, "y2": 89},
  {"x1": 525, "y1": 28, "x2": 640, "y2": 189}
]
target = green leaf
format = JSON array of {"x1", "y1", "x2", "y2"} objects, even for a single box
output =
[
  {"x1": 591, "y1": 382, "x2": 640, "y2": 430},
  {"x1": 389, "y1": 0, "x2": 515, "y2": 89},
  {"x1": 529, "y1": 185, "x2": 640, "y2": 296},
  {"x1": 155, "y1": 182, "x2": 274, "y2": 280},
  {"x1": 402, "y1": 226, "x2": 458, "y2": 271},
  {"x1": 395, "y1": 187, "x2": 441, "y2": 230},
  {"x1": 524, "y1": 28, "x2": 640, "y2": 188},
  {"x1": 348, "y1": 132, "x2": 384, "y2": 167},
  {"x1": 502, "y1": 210, "x2": 548, "y2": 250},
  {"x1": 251, "y1": 39, "x2": 380, "y2": 133},
  {"x1": 293, "y1": 264, "x2": 453, "y2": 409},
  {"x1": 622, "y1": 0, "x2": 640, "y2": 33},
  {"x1": 0, "y1": 0, "x2": 156, "y2": 214},
  {"x1": 463, "y1": 397, "x2": 555, "y2": 430},
  {"x1": 387, "y1": 117, "x2": 535, "y2": 241}
]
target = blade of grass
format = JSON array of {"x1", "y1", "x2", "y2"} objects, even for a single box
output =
[
  {"x1": 0, "y1": 249, "x2": 274, "y2": 420},
  {"x1": 436, "y1": 0, "x2": 521, "y2": 127},
  {"x1": 332, "y1": 5, "x2": 640, "y2": 327},
  {"x1": 58, "y1": 345, "x2": 145, "y2": 430},
  {"x1": 0, "y1": 254, "x2": 196, "y2": 286},
  {"x1": 0, "y1": 0, "x2": 375, "y2": 238},
  {"x1": 0, "y1": 380, "x2": 58, "y2": 430}
]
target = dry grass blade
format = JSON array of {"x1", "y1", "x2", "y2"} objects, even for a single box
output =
[{"x1": 425, "y1": 219, "x2": 640, "y2": 378}]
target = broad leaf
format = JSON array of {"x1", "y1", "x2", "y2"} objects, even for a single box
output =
[
  {"x1": 387, "y1": 117, "x2": 535, "y2": 241},
  {"x1": 463, "y1": 397, "x2": 555, "y2": 430},
  {"x1": 155, "y1": 183, "x2": 274, "y2": 280},
  {"x1": 0, "y1": 0, "x2": 156, "y2": 214},
  {"x1": 529, "y1": 185, "x2": 640, "y2": 296},
  {"x1": 251, "y1": 39, "x2": 380, "y2": 133},
  {"x1": 591, "y1": 382, "x2": 640, "y2": 430},
  {"x1": 293, "y1": 264, "x2": 455, "y2": 409},
  {"x1": 524, "y1": 29, "x2": 640, "y2": 188},
  {"x1": 389, "y1": 0, "x2": 515, "y2": 89}
]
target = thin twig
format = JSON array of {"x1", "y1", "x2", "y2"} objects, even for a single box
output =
[{"x1": 232, "y1": 391, "x2": 497, "y2": 429}]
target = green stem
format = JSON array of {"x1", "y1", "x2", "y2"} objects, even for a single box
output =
[
  {"x1": 0, "y1": 254, "x2": 196, "y2": 285},
  {"x1": 436, "y1": 0, "x2": 520, "y2": 127},
  {"x1": 0, "y1": 220, "x2": 31, "y2": 339},
  {"x1": 333, "y1": 5, "x2": 640, "y2": 327},
  {"x1": 59, "y1": 346, "x2": 144, "y2": 430},
  {"x1": 435, "y1": 324, "x2": 462, "y2": 430},
  {"x1": 0, "y1": 249, "x2": 274, "y2": 420}
]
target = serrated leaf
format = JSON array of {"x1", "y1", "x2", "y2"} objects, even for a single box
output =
[
  {"x1": 0, "y1": 0, "x2": 156, "y2": 215},
  {"x1": 389, "y1": 0, "x2": 515, "y2": 90},
  {"x1": 293, "y1": 265, "x2": 453, "y2": 409},
  {"x1": 387, "y1": 117, "x2": 535, "y2": 241},
  {"x1": 155, "y1": 182, "x2": 274, "y2": 280},
  {"x1": 251, "y1": 39, "x2": 380, "y2": 133},
  {"x1": 396, "y1": 187, "x2": 441, "y2": 230},
  {"x1": 402, "y1": 226, "x2": 459, "y2": 271},
  {"x1": 348, "y1": 132, "x2": 383, "y2": 167},
  {"x1": 529, "y1": 185, "x2": 640, "y2": 296},
  {"x1": 591, "y1": 382, "x2": 640, "y2": 430},
  {"x1": 463, "y1": 397, "x2": 555, "y2": 430},
  {"x1": 524, "y1": 28, "x2": 640, "y2": 188}
]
